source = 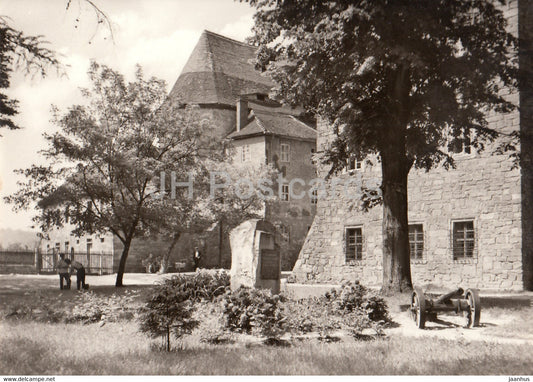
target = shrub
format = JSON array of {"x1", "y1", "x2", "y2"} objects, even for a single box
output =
[
  {"x1": 221, "y1": 287, "x2": 286, "y2": 338},
  {"x1": 157, "y1": 270, "x2": 229, "y2": 303},
  {"x1": 3, "y1": 291, "x2": 141, "y2": 324},
  {"x1": 67, "y1": 290, "x2": 141, "y2": 324},
  {"x1": 283, "y1": 281, "x2": 390, "y2": 337}
]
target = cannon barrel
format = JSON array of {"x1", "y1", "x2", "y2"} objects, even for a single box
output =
[{"x1": 435, "y1": 287, "x2": 464, "y2": 305}]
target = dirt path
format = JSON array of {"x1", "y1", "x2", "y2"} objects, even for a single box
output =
[{"x1": 387, "y1": 309, "x2": 533, "y2": 345}]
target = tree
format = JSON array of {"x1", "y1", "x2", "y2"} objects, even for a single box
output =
[
  {"x1": 139, "y1": 276, "x2": 199, "y2": 351},
  {"x1": 1, "y1": 0, "x2": 113, "y2": 133},
  {"x1": 0, "y1": 17, "x2": 61, "y2": 132},
  {"x1": 154, "y1": 159, "x2": 278, "y2": 273},
  {"x1": 246, "y1": 0, "x2": 518, "y2": 293},
  {"x1": 5, "y1": 62, "x2": 218, "y2": 286}
]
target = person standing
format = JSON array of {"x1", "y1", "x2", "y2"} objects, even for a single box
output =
[
  {"x1": 57, "y1": 253, "x2": 71, "y2": 290},
  {"x1": 192, "y1": 247, "x2": 201, "y2": 271},
  {"x1": 70, "y1": 259, "x2": 87, "y2": 290}
]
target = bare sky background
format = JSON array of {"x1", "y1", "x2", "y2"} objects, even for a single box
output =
[{"x1": 0, "y1": 0, "x2": 255, "y2": 230}]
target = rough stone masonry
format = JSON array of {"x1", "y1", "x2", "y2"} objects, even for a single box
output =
[{"x1": 292, "y1": 0, "x2": 532, "y2": 291}]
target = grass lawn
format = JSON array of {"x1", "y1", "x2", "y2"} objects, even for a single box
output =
[
  {"x1": 0, "y1": 273, "x2": 532, "y2": 375},
  {"x1": 1, "y1": 320, "x2": 532, "y2": 375}
]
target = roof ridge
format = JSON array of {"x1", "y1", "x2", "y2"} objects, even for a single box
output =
[
  {"x1": 251, "y1": 111, "x2": 268, "y2": 133},
  {"x1": 203, "y1": 34, "x2": 222, "y2": 97},
  {"x1": 203, "y1": 29, "x2": 255, "y2": 48}
]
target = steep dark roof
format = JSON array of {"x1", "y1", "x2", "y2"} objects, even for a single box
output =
[
  {"x1": 169, "y1": 30, "x2": 273, "y2": 106},
  {"x1": 227, "y1": 110, "x2": 316, "y2": 141}
]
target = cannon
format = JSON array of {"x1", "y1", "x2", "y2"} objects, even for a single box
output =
[{"x1": 410, "y1": 287, "x2": 481, "y2": 329}]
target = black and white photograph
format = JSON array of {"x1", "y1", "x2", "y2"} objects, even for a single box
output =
[{"x1": 0, "y1": 0, "x2": 531, "y2": 377}]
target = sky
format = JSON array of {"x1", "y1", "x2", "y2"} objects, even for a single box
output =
[{"x1": 0, "y1": 0, "x2": 256, "y2": 231}]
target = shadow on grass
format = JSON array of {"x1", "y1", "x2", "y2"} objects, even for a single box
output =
[{"x1": 481, "y1": 296, "x2": 532, "y2": 309}]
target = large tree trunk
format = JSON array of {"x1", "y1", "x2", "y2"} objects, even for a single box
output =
[
  {"x1": 380, "y1": 64, "x2": 413, "y2": 295},
  {"x1": 115, "y1": 237, "x2": 132, "y2": 287},
  {"x1": 159, "y1": 232, "x2": 181, "y2": 274},
  {"x1": 380, "y1": 150, "x2": 412, "y2": 294}
]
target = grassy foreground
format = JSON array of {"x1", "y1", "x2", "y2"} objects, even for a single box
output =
[{"x1": 1, "y1": 320, "x2": 532, "y2": 375}]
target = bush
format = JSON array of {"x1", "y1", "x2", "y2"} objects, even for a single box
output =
[
  {"x1": 67, "y1": 290, "x2": 140, "y2": 324},
  {"x1": 155, "y1": 270, "x2": 229, "y2": 303},
  {"x1": 221, "y1": 287, "x2": 286, "y2": 338},
  {"x1": 283, "y1": 281, "x2": 390, "y2": 337},
  {"x1": 3, "y1": 291, "x2": 140, "y2": 324}
]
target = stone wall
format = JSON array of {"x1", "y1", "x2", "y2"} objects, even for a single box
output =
[
  {"x1": 292, "y1": 1, "x2": 530, "y2": 290},
  {"x1": 113, "y1": 228, "x2": 231, "y2": 273}
]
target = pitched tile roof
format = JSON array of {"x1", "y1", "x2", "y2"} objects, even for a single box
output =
[
  {"x1": 169, "y1": 30, "x2": 273, "y2": 106},
  {"x1": 227, "y1": 109, "x2": 317, "y2": 141}
]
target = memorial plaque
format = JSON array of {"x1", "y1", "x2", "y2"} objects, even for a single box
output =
[{"x1": 260, "y1": 249, "x2": 280, "y2": 280}]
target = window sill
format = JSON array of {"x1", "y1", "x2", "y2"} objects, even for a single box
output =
[
  {"x1": 453, "y1": 258, "x2": 478, "y2": 264},
  {"x1": 346, "y1": 259, "x2": 363, "y2": 266},
  {"x1": 410, "y1": 259, "x2": 427, "y2": 265}
]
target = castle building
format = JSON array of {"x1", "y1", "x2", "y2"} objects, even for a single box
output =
[
  {"x1": 291, "y1": 0, "x2": 532, "y2": 291},
  {"x1": 228, "y1": 95, "x2": 317, "y2": 269},
  {"x1": 112, "y1": 30, "x2": 317, "y2": 271}
]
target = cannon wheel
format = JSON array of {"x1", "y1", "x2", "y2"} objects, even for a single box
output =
[
  {"x1": 464, "y1": 288, "x2": 481, "y2": 328},
  {"x1": 411, "y1": 287, "x2": 427, "y2": 329}
]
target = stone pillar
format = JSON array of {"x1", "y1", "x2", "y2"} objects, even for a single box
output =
[{"x1": 229, "y1": 219, "x2": 281, "y2": 294}]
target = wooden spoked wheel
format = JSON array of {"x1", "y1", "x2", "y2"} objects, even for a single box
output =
[
  {"x1": 464, "y1": 288, "x2": 481, "y2": 328},
  {"x1": 410, "y1": 287, "x2": 427, "y2": 329}
]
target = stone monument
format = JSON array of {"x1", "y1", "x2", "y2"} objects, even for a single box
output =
[{"x1": 229, "y1": 219, "x2": 281, "y2": 294}]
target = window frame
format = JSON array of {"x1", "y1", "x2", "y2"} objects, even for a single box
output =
[
  {"x1": 280, "y1": 183, "x2": 290, "y2": 202},
  {"x1": 241, "y1": 144, "x2": 251, "y2": 162},
  {"x1": 275, "y1": 223, "x2": 290, "y2": 245},
  {"x1": 311, "y1": 189, "x2": 318, "y2": 205},
  {"x1": 451, "y1": 219, "x2": 476, "y2": 260},
  {"x1": 344, "y1": 226, "x2": 363, "y2": 262},
  {"x1": 448, "y1": 129, "x2": 475, "y2": 156},
  {"x1": 280, "y1": 143, "x2": 290, "y2": 163},
  {"x1": 408, "y1": 224, "x2": 425, "y2": 261}
]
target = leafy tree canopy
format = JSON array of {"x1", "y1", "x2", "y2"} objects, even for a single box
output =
[
  {"x1": 5, "y1": 62, "x2": 221, "y2": 286},
  {"x1": 244, "y1": 0, "x2": 519, "y2": 293},
  {"x1": 247, "y1": 0, "x2": 518, "y2": 173}
]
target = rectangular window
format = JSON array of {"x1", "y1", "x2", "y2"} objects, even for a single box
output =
[
  {"x1": 276, "y1": 224, "x2": 290, "y2": 244},
  {"x1": 348, "y1": 157, "x2": 362, "y2": 171},
  {"x1": 280, "y1": 143, "x2": 290, "y2": 162},
  {"x1": 281, "y1": 184, "x2": 290, "y2": 201},
  {"x1": 450, "y1": 130, "x2": 472, "y2": 154},
  {"x1": 64, "y1": 242, "x2": 69, "y2": 254},
  {"x1": 409, "y1": 224, "x2": 424, "y2": 260},
  {"x1": 345, "y1": 227, "x2": 363, "y2": 261},
  {"x1": 311, "y1": 189, "x2": 318, "y2": 205},
  {"x1": 453, "y1": 221, "x2": 475, "y2": 260},
  {"x1": 241, "y1": 145, "x2": 250, "y2": 162}
]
